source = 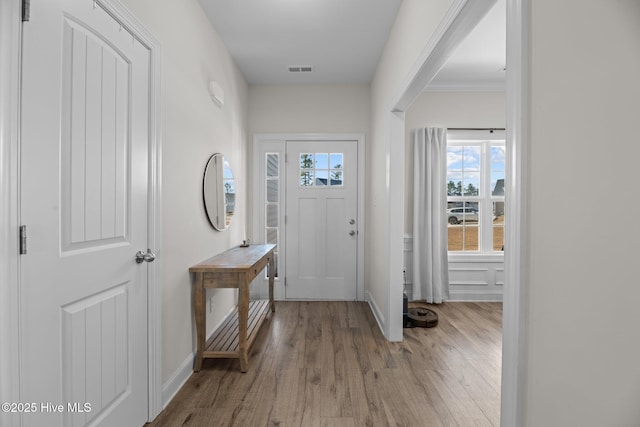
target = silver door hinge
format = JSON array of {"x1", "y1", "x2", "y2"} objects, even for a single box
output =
[
  {"x1": 19, "y1": 225, "x2": 27, "y2": 255},
  {"x1": 22, "y1": 0, "x2": 30, "y2": 22}
]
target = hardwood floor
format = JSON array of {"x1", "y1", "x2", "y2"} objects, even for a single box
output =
[{"x1": 148, "y1": 301, "x2": 502, "y2": 427}]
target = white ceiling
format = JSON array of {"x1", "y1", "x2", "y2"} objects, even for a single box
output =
[
  {"x1": 428, "y1": 0, "x2": 506, "y2": 91},
  {"x1": 198, "y1": 0, "x2": 403, "y2": 85},
  {"x1": 198, "y1": 0, "x2": 505, "y2": 88}
]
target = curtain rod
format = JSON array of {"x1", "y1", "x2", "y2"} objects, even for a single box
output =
[{"x1": 447, "y1": 127, "x2": 505, "y2": 133}]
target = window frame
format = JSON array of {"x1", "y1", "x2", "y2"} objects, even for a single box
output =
[
  {"x1": 446, "y1": 130, "x2": 505, "y2": 257},
  {"x1": 264, "y1": 152, "x2": 280, "y2": 279},
  {"x1": 298, "y1": 152, "x2": 345, "y2": 188}
]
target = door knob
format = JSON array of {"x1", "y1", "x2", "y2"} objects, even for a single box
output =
[
  {"x1": 349, "y1": 219, "x2": 355, "y2": 225},
  {"x1": 349, "y1": 230, "x2": 356, "y2": 236},
  {"x1": 135, "y1": 249, "x2": 156, "y2": 263}
]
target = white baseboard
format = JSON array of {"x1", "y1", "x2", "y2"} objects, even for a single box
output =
[
  {"x1": 448, "y1": 289, "x2": 503, "y2": 302},
  {"x1": 162, "y1": 352, "x2": 193, "y2": 409},
  {"x1": 365, "y1": 291, "x2": 386, "y2": 335}
]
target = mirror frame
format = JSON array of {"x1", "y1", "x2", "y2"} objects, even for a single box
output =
[{"x1": 203, "y1": 153, "x2": 235, "y2": 231}]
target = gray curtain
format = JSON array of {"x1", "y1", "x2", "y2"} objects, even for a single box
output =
[{"x1": 412, "y1": 128, "x2": 449, "y2": 303}]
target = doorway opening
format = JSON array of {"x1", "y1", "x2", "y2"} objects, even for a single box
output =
[
  {"x1": 387, "y1": 0, "x2": 528, "y2": 425},
  {"x1": 252, "y1": 134, "x2": 366, "y2": 302}
]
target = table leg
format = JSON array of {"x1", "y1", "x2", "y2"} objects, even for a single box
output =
[
  {"x1": 238, "y1": 277, "x2": 249, "y2": 372},
  {"x1": 193, "y1": 274, "x2": 205, "y2": 372},
  {"x1": 268, "y1": 255, "x2": 275, "y2": 313}
]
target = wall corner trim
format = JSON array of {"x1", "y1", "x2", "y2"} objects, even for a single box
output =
[{"x1": 0, "y1": 2, "x2": 23, "y2": 424}]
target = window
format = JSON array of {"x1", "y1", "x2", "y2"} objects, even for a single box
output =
[
  {"x1": 446, "y1": 132, "x2": 505, "y2": 253},
  {"x1": 265, "y1": 153, "x2": 279, "y2": 277},
  {"x1": 299, "y1": 153, "x2": 344, "y2": 187}
]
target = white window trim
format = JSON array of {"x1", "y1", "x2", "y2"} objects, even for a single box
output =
[
  {"x1": 252, "y1": 141, "x2": 286, "y2": 299},
  {"x1": 298, "y1": 152, "x2": 345, "y2": 188},
  {"x1": 447, "y1": 130, "x2": 505, "y2": 256},
  {"x1": 264, "y1": 151, "x2": 282, "y2": 281}
]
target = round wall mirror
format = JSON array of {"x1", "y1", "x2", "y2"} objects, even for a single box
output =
[{"x1": 203, "y1": 153, "x2": 235, "y2": 231}]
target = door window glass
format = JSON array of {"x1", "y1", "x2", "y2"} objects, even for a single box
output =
[{"x1": 299, "y1": 153, "x2": 344, "y2": 187}]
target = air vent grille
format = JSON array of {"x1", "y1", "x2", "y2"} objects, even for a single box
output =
[{"x1": 288, "y1": 66, "x2": 313, "y2": 73}]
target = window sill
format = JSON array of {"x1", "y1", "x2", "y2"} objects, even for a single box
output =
[{"x1": 448, "y1": 252, "x2": 504, "y2": 263}]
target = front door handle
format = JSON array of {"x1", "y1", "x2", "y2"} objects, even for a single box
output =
[{"x1": 135, "y1": 249, "x2": 156, "y2": 263}]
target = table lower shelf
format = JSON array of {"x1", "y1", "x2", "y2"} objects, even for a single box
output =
[{"x1": 203, "y1": 299, "x2": 271, "y2": 358}]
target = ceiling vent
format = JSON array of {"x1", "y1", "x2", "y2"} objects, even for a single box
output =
[{"x1": 288, "y1": 66, "x2": 313, "y2": 73}]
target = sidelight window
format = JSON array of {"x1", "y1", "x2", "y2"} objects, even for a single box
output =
[{"x1": 265, "y1": 153, "x2": 279, "y2": 278}]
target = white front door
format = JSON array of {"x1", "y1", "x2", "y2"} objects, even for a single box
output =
[
  {"x1": 20, "y1": 1, "x2": 151, "y2": 426},
  {"x1": 285, "y1": 141, "x2": 358, "y2": 300}
]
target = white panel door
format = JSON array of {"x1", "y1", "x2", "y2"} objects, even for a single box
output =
[
  {"x1": 20, "y1": 1, "x2": 150, "y2": 426},
  {"x1": 285, "y1": 141, "x2": 357, "y2": 300}
]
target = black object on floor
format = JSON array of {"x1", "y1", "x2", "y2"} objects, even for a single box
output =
[
  {"x1": 407, "y1": 307, "x2": 438, "y2": 328},
  {"x1": 403, "y1": 293, "x2": 411, "y2": 327}
]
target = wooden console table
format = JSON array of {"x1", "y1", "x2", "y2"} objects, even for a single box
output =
[{"x1": 189, "y1": 244, "x2": 275, "y2": 372}]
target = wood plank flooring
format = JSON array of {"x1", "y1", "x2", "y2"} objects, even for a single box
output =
[{"x1": 147, "y1": 301, "x2": 502, "y2": 427}]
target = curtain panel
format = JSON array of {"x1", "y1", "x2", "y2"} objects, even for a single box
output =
[{"x1": 412, "y1": 128, "x2": 449, "y2": 303}]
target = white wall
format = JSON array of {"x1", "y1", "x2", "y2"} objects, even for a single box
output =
[
  {"x1": 119, "y1": 0, "x2": 249, "y2": 387},
  {"x1": 249, "y1": 84, "x2": 370, "y2": 134},
  {"x1": 367, "y1": 0, "x2": 454, "y2": 335},
  {"x1": 526, "y1": 1, "x2": 640, "y2": 425}
]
